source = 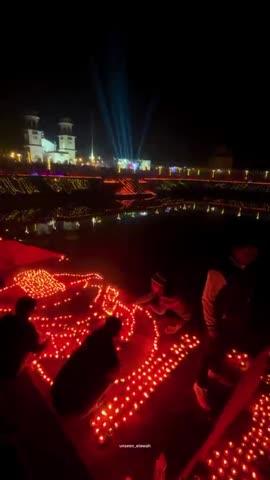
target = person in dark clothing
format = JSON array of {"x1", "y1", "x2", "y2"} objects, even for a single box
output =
[
  {"x1": 193, "y1": 240, "x2": 263, "y2": 411},
  {"x1": 0, "y1": 297, "x2": 45, "y2": 480},
  {"x1": 0, "y1": 297, "x2": 46, "y2": 380},
  {"x1": 51, "y1": 316, "x2": 122, "y2": 416}
]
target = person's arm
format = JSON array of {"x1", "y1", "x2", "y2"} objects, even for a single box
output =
[
  {"x1": 135, "y1": 292, "x2": 156, "y2": 305},
  {"x1": 160, "y1": 296, "x2": 191, "y2": 323},
  {"x1": 176, "y1": 298, "x2": 192, "y2": 324},
  {"x1": 28, "y1": 324, "x2": 48, "y2": 353},
  {"x1": 202, "y1": 270, "x2": 226, "y2": 336}
]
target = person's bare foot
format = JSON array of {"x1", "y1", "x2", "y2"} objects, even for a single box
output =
[
  {"x1": 164, "y1": 323, "x2": 182, "y2": 335},
  {"x1": 193, "y1": 382, "x2": 211, "y2": 411},
  {"x1": 208, "y1": 368, "x2": 233, "y2": 387},
  {"x1": 135, "y1": 293, "x2": 155, "y2": 305},
  {"x1": 149, "y1": 303, "x2": 166, "y2": 315}
]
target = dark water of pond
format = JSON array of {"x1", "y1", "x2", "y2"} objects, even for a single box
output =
[{"x1": 1, "y1": 198, "x2": 270, "y2": 308}]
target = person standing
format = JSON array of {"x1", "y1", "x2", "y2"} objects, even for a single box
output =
[
  {"x1": 0, "y1": 296, "x2": 46, "y2": 479},
  {"x1": 193, "y1": 239, "x2": 261, "y2": 411}
]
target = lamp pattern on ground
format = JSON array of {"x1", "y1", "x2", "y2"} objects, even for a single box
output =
[
  {"x1": 90, "y1": 303, "x2": 200, "y2": 444},
  {"x1": 0, "y1": 269, "x2": 200, "y2": 445},
  {"x1": 189, "y1": 348, "x2": 270, "y2": 479},
  {"x1": 1, "y1": 270, "x2": 269, "y2": 460},
  {"x1": 15, "y1": 269, "x2": 66, "y2": 298},
  {"x1": 202, "y1": 390, "x2": 270, "y2": 480},
  {"x1": 0, "y1": 270, "x2": 137, "y2": 388},
  {"x1": 226, "y1": 349, "x2": 250, "y2": 371}
]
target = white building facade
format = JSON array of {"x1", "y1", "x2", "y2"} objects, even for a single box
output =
[
  {"x1": 24, "y1": 115, "x2": 76, "y2": 164},
  {"x1": 24, "y1": 115, "x2": 44, "y2": 163}
]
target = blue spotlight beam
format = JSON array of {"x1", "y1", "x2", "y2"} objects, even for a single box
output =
[
  {"x1": 106, "y1": 45, "x2": 133, "y2": 162},
  {"x1": 92, "y1": 65, "x2": 119, "y2": 158},
  {"x1": 110, "y1": 71, "x2": 125, "y2": 158},
  {"x1": 122, "y1": 78, "x2": 133, "y2": 160},
  {"x1": 94, "y1": 37, "x2": 154, "y2": 164}
]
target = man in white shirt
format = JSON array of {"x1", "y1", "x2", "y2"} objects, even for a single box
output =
[{"x1": 193, "y1": 241, "x2": 259, "y2": 411}]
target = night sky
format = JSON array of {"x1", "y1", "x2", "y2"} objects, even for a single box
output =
[{"x1": 0, "y1": 24, "x2": 269, "y2": 168}]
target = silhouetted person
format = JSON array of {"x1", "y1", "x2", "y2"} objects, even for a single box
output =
[
  {"x1": 0, "y1": 297, "x2": 45, "y2": 480},
  {"x1": 193, "y1": 238, "x2": 265, "y2": 411},
  {"x1": 51, "y1": 316, "x2": 122, "y2": 415},
  {"x1": 0, "y1": 297, "x2": 46, "y2": 381}
]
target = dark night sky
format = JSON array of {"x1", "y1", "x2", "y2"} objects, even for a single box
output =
[{"x1": 0, "y1": 22, "x2": 269, "y2": 168}]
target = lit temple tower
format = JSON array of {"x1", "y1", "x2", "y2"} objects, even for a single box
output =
[
  {"x1": 58, "y1": 118, "x2": 76, "y2": 163},
  {"x1": 24, "y1": 114, "x2": 44, "y2": 162}
]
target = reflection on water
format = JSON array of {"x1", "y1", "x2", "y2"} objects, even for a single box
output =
[
  {"x1": 1, "y1": 197, "x2": 270, "y2": 242},
  {"x1": 2, "y1": 197, "x2": 270, "y2": 299}
]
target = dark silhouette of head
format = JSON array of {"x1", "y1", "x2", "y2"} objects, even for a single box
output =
[
  {"x1": 151, "y1": 272, "x2": 167, "y2": 296},
  {"x1": 230, "y1": 233, "x2": 259, "y2": 267},
  {"x1": 231, "y1": 243, "x2": 259, "y2": 267},
  {"x1": 226, "y1": 222, "x2": 260, "y2": 267},
  {"x1": 104, "y1": 316, "x2": 122, "y2": 337},
  {"x1": 15, "y1": 296, "x2": 37, "y2": 319}
]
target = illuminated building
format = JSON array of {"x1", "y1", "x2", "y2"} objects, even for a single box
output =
[
  {"x1": 24, "y1": 115, "x2": 76, "y2": 164},
  {"x1": 117, "y1": 158, "x2": 151, "y2": 172},
  {"x1": 24, "y1": 114, "x2": 44, "y2": 162},
  {"x1": 56, "y1": 118, "x2": 76, "y2": 163}
]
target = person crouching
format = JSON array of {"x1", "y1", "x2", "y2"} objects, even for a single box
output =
[{"x1": 137, "y1": 272, "x2": 191, "y2": 334}]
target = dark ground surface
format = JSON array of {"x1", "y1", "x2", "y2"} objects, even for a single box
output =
[{"x1": 1, "y1": 205, "x2": 270, "y2": 479}]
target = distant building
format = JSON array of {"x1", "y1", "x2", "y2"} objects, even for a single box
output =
[
  {"x1": 24, "y1": 114, "x2": 44, "y2": 162},
  {"x1": 208, "y1": 146, "x2": 233, "y2": 170},
  {"x1": 116, "y1": 158, "x2": 151, "y2": 172},
  {"x1": 24, "y1": 115, "x2": 76, "y2": 164},
  {"x1": 56, "y1": 119, "x2": 76, "y2": 163},
  {"x1": 42, "y1": 137, "x2": 56, "y2": 154}
]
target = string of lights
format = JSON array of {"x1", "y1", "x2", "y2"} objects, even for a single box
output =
[
  {"x1": 2, "y1": 169, "x2": 270, "y2": 201},
  {"x1": 45, "y1": 178, "x2": 91, "y2": 193},
  {"x1": 0, "y1": 177, "x2": 39, "y2": 195}
]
